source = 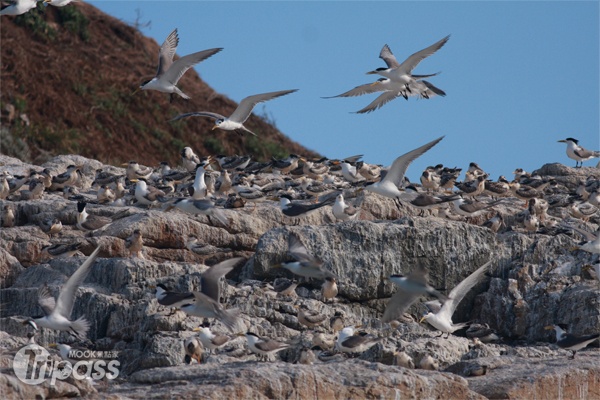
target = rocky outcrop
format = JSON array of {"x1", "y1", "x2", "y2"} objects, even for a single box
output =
[{"x1": 0, "y1": 154, "x2": 598, "y2": 399}]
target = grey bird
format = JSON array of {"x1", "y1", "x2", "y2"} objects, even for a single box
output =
[
  {"x1": 135, "y1": 28, "x2": 223, "y2": 101},
  {"x1": 545, "y1": 324, "x2": 600, "y2": 358},
  {"x1": 275, "y1": 233, "x2": 336, "y2": 280},
  {"x1": 382, "y1": 265, "x2": 449, "y2": 323},
  {"x1": 170, "y1": 89, "x2": 298, "y2": 136},
  {"x1": 180, "y1": 257, "x2": 244, "y2": 331},
  {"x1": 242, "y1": 332, "x2": 290, "y2": 361},
  {"x1": 25, "y1": 247, "x2": 101, "y2": 339}
]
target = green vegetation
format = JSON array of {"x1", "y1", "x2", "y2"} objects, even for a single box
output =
[
  {"x1": 57, "y1": 5, "x2": 91, "y2": 42},
  {"x1": 13, "y1": 4, "x2": 56, "y2": 41},
  {"x1": 203, "y1": 136, "x2": 225, "y2": 154}
]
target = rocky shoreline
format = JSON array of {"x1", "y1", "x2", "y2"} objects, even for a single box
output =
[{"x1": 0, "y1": 154, "x2": 598, "y2": 399}]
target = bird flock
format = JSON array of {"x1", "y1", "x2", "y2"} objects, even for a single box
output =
[{"x1": 2, "y1": 0, "x2": 599, "y2": 382}]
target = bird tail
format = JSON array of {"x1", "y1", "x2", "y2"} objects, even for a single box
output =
[{"x1": 70, "y1": 316, "x2": 90, "y2": 339}]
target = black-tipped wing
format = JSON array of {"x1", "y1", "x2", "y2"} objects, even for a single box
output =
[{"x1": 230, "y1": 89, "x2": 298, "y2": 124}]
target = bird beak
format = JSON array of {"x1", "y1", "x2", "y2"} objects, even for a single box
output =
[
  {"x1": 193, "y1": 327, "x2": 202, "y2": 332},
  {"x1": 121, "y1": 163, "x2": 129, "y2": 167},
  {"x1": 211, "y1": 126, "x2": 218, "y2": 131},
  {"x1": 236, "y1": 333, "x2": 245, "y2": 337},
  {"x1": 148, "y1": 285, "x2": 156, "y2": 289},
  {"x1": 130, "y1": 178, "x2": 139, "y2": 183},
  {"x1": 369, "y1": 81, "x2": 380, "y2": 86},
  {"x1": 544, "y1": 325, "x2": 555, "y2": 330},
  {"x1": 131, "y1": 87, "x2": 141, "y2": 96},
  {"x1": 365, "y1": 70, "x2": 376, "y2": 75},
  {"x1": 557, "y1": 140, "x2": 566, "y2": 143},
  {"x1": 419, "y1": 317, "x2": 426, "y2": 324},
  {"x1": 293, "y1": 305, "x2": 300, "y2": 309},
  {"x1": 272, "y1": 263, "x2": 282, "y2": 268},
  {"x1": 48, "y1": 343, "x2": 57, "y2": 348}
]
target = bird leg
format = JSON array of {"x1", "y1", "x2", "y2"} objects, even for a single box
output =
[{"x1": 569, "y1": 350, "x2": 577, "y2": 359}]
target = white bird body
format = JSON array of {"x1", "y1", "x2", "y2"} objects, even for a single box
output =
[
  {"x1": 192, "y1": 165, "x2": 207, "y2": 200},
  {"x1": 137, "y1": 29, "x2": 222, "y2": 99},
  {"x1": 421, "y1": 261, "x2": 492, "y2": 335},
  {"x1": 170, "y1": 89, "x2": 298, "y2": 136},
  {"x1": 28, "y1": 247, "x2": 100, "y2": 339},
  {"x1": 558, "y1": 138, "x2": 600, "y2": 168},
  {"x1": 1, "y1": 0, "x2": 38, "y2": 16},
  {"x1": 365, "y1": 136, "x2": 444, "y2": 199}
]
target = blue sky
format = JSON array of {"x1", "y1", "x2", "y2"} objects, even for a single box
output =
[{"x1": 88, "y1": 1, "x2": 599, "y2": 182}]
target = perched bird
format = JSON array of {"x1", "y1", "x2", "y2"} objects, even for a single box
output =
[
  {"x1": 180, "y1": 257, "x2": 243, "y2": 332},
  {"x1": 279, "y1": 195, "x2": 334, "y2": 220},
  {"x1": 181, "y1": 146, "x2": 201, "y2": 172},
  {"x1": 125, "y1": 161, "x2": 153, "y2": 181},
  {"x1": 403, "y1": 185, "x2": 458, "y2": 216},
  {"x1": 25, "y1": 247, "x2": 100, "y2": 339},
  {"x1": 382, "y1": 265, "x2": 448, "y2": 323},
  {"x1": 243, "y1": 332, "x2": 289, "y2": 361},
  {"x1": 183, "y1": 336, "x2": 203, "y2": 364},
  {"x1": 186, "y1": 237, "x2": 232, "y2": 256},
  {"x1": 364, "y1": 136, "x2": 444, "y2": 200},
  {"x1": 49, "y1": 165, "x2": 81, "y2": 191},
  {"x1": 1, "y1": 204, "x2": 15, "y2": 227},
  {"x1": 393, "y1": 351, "x2": 415, "y2": 369},
  {"x1": 165, "y1": 198, "x2": 228, "y2": 226},
  {"x1": 133, "y1": 179, "x2": 167, "y2": 207},
  {"x1": 329, "y1": 312, "x2": 345, "y2": 333},
  {"x1": 135, "y1": 28, "x2": 222, "y2": 101},
  {"x1": 295, "y1": 304, "x2": 327, "y2": 329},
  {"x1": 216, "y1": 155, "x2": 252, "y2": 171},
  {"x1": 125, "y1": 229, "x2": 144, "y2": 258},
  {"x1": 482, "y1": 213, "x2": 504, "y2": 233},
  {"x1": 466, "y1": 323, "x2": 500, "y2": 343},
  {"x1": 545, "y1": 324, "x2": 600, "y2": 358},
  {"x1": 420, "y1": 261, "x2": 492, "y2": 337},
  {"x1": 41, "y1": 242, "x2": 83, "y2": 259},
  {"x1": 418, "y1": 355, "x2": 439, "y2": 370},
  {"x1": 76, "y1": 201, "x2": 111, "y2": 232},
  {"x1": 450, "y1": 198, "x2": 500, "y2": 218},
  {"x1": 193, "y1": 326, "x2": 231, "y2": 354},
  {"x1": 1, "y1": 0, "x2": 38, "y2": 16},
  {"x1": 275, "y1": 233, "x2": 336, "y2": 280},
  {"x1": 170, "y1": 89, "x2": 298, "y2": 136},
  {"x1": 558, "y1": 138, "x2": 600, "y2": 168},
  {"x1": 40, "y1": 217, "x2": 63, "y2": 237},
  {"x1": 321, "y1": 277, "x2": 338, "y2": 303},
  {"x1": 366, "y1": 35, "x2": 449, "y2": 96},
  {"x1": 332, "y1": 194, "x2": 361, "y2": 222},
  {"x1": 335, "y1": 326, "x2": 380, "y2": 354},
  {"x1": 153, "y1": 283, "x2": 194, "y2": 313}
]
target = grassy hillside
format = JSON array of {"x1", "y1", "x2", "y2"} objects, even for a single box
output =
[{"x1": 0, "y1": 2, "x2": 318, "y2": 165}]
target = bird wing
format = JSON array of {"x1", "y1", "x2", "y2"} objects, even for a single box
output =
[
  {"x1": 560, "y1": 222, "x2": 597, "y2": 242},
  {"x1": 162, "y1": 48, "x2": 223, "y2": 84},
  {"x1": 156, "y1": 29, "x2": 179, "y2": 77},
  {"x1": 255, "y1": 338, "x2": 287, "y2": 352},
  {"x1": 419, "y1": 80, "x2": 446, "y2": 97},
  {"x1": 354, "y1": 91, "x2": 404, "y2": 114},
  {"x1": 439, "y1": 260, "x2": 492, "y2": 321},
  {"x1": 201, "y1": 257, "x2": 243, "y2": 302},
  {"x1": 397, "y1": 35, "x2": 450, "y2": 74},
  {"x1": 37, "y1": 284, "x2": 56, "y2": 316},
  {"x1": 212, "y1": 335, "x2": 230, "y2": 346},
  {"x1": 323, "y1": 81, "x2": 387, "y2": 99},
  {"x1": 288, "y1": 233, "x2": 319, "y2": 264},
  {"x1": 381, "y1": 136, "x2": 445, "y2": 187},
  {"x1": 169, "y1": 111, "x2": 226, "y2": 123},
  {"x1": 379, "y1": 44, "x2": 400, "y2": 68},
  {"x1": 53, "y1": 247, "x2": 100, "y2": 318},
  {"x1": 382, "y1": 290, "x2": 421, "y2": 322},
  {"x1": 229, "y1": 89, "x2": 298, "y2": 124}
]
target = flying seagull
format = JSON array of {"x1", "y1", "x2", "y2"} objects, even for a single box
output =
[
  {"x1": 135, "y1": 28, "x2": 222, "y2": 101},
  {"x1": 25, "y1": 247, "x2": 101, "y2": 339},
  {"x1": 420, "y1": 260, "x2": 492, "y2": 338},
  {"x1": 169, "y1": 89, "x2": 298, "y2": 136},
  {"x1": 382, "y1": 265, "x2": 449, "y2": 323},
  {"x1": 275, "y1": 233, "x2": 336, "y2": 280},
  {"x1": 364, "y1": 136, "x2": 444, "y2": 200},
  {"x1": 366, "y1": 35, "x2": 450, "y2": 92},
  {"x1": 180, "y1": 257, "x2": 243, "y2": 331}
]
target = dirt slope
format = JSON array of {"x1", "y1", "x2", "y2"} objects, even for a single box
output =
[{"x1": 0, "y1": 2, "x2": 318, "y2": 165}]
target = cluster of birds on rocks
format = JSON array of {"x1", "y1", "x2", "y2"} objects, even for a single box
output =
[{"x1": 2, "y1": 2, "x2": 599, "y2": 380}]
